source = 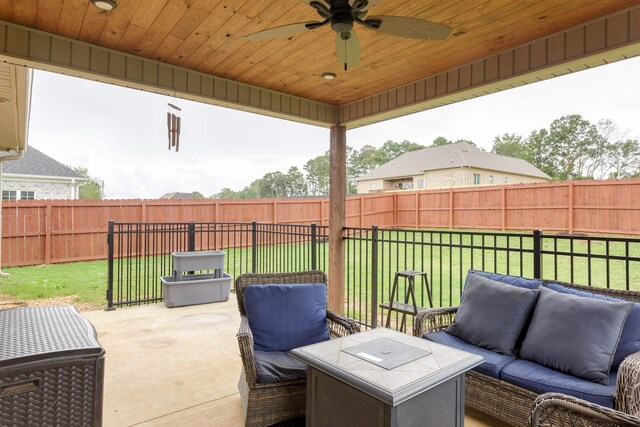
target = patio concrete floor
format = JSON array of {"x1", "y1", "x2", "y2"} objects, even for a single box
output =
[{"x1": 83, "y1": 299, "x2": 510, "y2": 426}]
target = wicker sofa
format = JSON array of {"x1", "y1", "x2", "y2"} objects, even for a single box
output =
[
  {"x1": 235, "y1": 271, "x2": 360, "y2": 427},
  {"x1": 414, "y1": 270, "x2": 640, "y2": 427}
]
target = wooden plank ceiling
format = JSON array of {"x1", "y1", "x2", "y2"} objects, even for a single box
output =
[{"x1": 1, "y1": 0, "x2": 639, "y2": 106}]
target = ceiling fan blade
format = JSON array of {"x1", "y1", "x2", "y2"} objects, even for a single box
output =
[
  {"x1": 350, "y1": 0, "x2": 382, "y2": 12},
  {"x1": 335, "y1": 31, "x2": 361, "y2": 70},
  {"x1": 365, "y1": 16, "x2": 452, "y2": 40},
  {"x1": 245, "y1": 22, "x2": 318, "y2": 42},
  {"x1": 300, "y1": 0, "x2": 329, "y2": 8}
]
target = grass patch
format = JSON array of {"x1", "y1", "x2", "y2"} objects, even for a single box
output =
[{"x1": 0, "y1": 260, "x2": 107, "y2": 309}]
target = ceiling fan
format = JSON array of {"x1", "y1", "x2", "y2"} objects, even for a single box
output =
[{"x1": 245, "y1": 0, "x2": 452, "y2": 71}]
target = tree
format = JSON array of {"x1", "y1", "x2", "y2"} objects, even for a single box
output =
[
  {"x1": 525, "y1": 115, "x2": 602, "y2": 180},
  {"x1": 304, "y1": 151, "x2": 330, "y2": 196},
  {"x1": 348, "y1": 145, "x2": 378, "y2": 194},
  {"x1": 491, "y1": 133, "x2": 527, "y2": 158},
  {"x1": 372, "y1": 140, "x2": 425, "y2": 164},
  {"x1": 215, "y1": 188, "x2": 240, "y2": 199},
  {"x1": 431, "y1": 136, "x2": 452, "y2": 146},
  {"x1": 493, "y1": 115, "x2": 639, "y2": 181},
  {"x1": 72, "y1": 166, "x2": 103, "y2": 199},
  {"x1": 191, "y1": 191, "x2": 205, "y2": 199},
  {"x1": 285, "y1": 166, "x2": 307, "y2": 197}
]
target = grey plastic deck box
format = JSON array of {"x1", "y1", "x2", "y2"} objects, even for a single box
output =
[
  {"x1": 161, "y1": 250, "x2": 232, "y2": 307},
  {"x1": 172, "y1": 250, "x2": 225, "y2": 280},
  {"x1": 161, "y1": 273, "x2": 232, "y2": 307}
]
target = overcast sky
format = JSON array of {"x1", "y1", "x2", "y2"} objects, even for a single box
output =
[{"x1": 28, "y1": 55, "x2": 640, "y2": 199}]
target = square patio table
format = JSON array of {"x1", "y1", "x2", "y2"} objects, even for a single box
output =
[{"x1": 290, "y1": 327, "x2": 483, "y2": 427}]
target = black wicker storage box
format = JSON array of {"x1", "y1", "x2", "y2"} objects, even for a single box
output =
[{"x1": 0, "y1": 306, "x2": 105, "y2": 426}]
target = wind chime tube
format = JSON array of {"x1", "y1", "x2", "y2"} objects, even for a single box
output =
[
  {"x1": 176, "y1": 116, "x2": 181, "y2": 152},
  {"x1": 167, "y1": 112, "x2": 172, "y2": 150},
  {"x1": 171, "y1": 113, "x2": 177, "y2": 148}
]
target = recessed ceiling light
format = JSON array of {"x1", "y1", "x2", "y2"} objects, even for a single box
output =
[
  {"x1": 91, "y1": 0, "x2": 117, "y2": 11},
  {"x1": 321, "y1": 72, "x2": 337, "y2": 80}
]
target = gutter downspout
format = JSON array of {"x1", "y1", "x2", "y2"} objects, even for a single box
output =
[{"x1": 0, "y1": 149, "x2": 26, "y2": 278}]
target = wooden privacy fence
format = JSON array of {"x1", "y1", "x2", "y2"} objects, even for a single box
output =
[{"x1": 1, "y1": 178, "x2": 640, "y2": 267}]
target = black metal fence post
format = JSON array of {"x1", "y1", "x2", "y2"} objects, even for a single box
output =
[
  {"x1": 188, "y1": 221, "x2": 196, "y2": 252},
  {"x1": 533, "y1": 229, "x2": 543, "y2": 279},
  {"x1": 106, "y1": 220, "x2": 115, "y2": 311},
  {"x1": 371, "y1": 225, "x2": 379, "y2": 328},
  {"x1": 252, "y1": 221, "x2": 258, "y2": 273},
  {"x1": 311, "y1": 223, "x2": 317, "y2": 271}
]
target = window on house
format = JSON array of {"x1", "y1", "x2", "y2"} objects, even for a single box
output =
[
  {"x1": 2, "y1": 190, "x2": 17, "y2": 201},
  {"x1": 473, "y1": 173, "x2": 481, "y2": 185},
  {"x1": 20, "y1": 191, "x2": 35, "y2": 200},
  {"x1": 402, "y1": 182, "x2": 413, "y2": 189},
  {"x1": 417, "y1": 178, "x2": 425, "y2": 188},
  {"x1": 488, "y1": 175, "x2": 494, "y2": 184},
  {"x1": 503, "y1": 176, "x2": 509, "y2": 184}
]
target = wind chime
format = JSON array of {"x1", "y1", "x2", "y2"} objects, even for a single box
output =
[{"x1": 167, "y1": 102, "x2": 181, "y2": 152}]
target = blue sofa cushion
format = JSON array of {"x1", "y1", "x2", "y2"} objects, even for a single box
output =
[
  {"x1": 447, "y1": 273, "x2": 539, "y2": 355},
  {"x1": 500, "y1": 359, "x2": 617, "y2": 408},
  {"x1": 424, "y1": 331, "x2": 516, "y2": 378},
  {"x1": 546, "y1": 282, "x2": 640, "y2": 368},
  {"x1": 244, "y1": 283, "x2": 330, "y2": 352},
  {"x1": 254, "y1": 350, "x2": 307, "y2": 383},
  {"x1": 468, "y1": 270, "x2": 542, "y2": 290},
  {"x1": 520, "y1": 287, "x2": 633, "y2": 385}
]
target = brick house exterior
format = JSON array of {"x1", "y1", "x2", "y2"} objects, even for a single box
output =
[
  {"x1": 356, "y1": 142, "x2": 551, "y2": 194},
  {"x1": 1, "y1": 147, "x2": 86, "y2": 200}
]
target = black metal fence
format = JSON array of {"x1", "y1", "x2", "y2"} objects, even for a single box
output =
[
  {"x1": 107, "y1": 221, "x2": 640, "y2": 330},
  {"x1": 106, "y1": 221, "x2": 328, "y2": 309}
]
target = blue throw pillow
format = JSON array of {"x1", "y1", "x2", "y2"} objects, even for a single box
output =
[
  {"x1": 468, "y1": 270, "x2": 542, "y2": 290},
  {"x1": 244, "y1": 283, "x2": 329, "y2": 352},
  {"x1": 447, "y1": 272, "x2": 539, "y2": 355},
  {"x1": 545, "y1": 282, "x2": 640, "y2": 368},
  {"x1": 520, "y1": 287, "x2": 633, "y2": 385}
]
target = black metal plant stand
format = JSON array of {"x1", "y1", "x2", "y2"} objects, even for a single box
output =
[{"x1": 381, "y1": 270, "x2": 433, "y2": 332}]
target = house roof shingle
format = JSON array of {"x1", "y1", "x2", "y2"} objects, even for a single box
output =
[
  {"x1": 159, "y1": 192, "x2": 194, "y2": 200},
  {"x1": 357, "y1": 142, "x2": 551, "y2": 181},
  {"x1": 2, "y1": 146, "x2": 84, "y2": 179}
]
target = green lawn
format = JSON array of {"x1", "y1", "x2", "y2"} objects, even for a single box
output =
[
  {"x1": 1, "y1": 230, "x2": 638, "y2": 318},
  {"x1": 0, "y1": 260, "x2": 108, "y2": 309}
]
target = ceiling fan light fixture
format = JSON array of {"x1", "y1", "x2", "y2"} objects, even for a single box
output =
[
  {"x1": 321, "y1": 72, "x2": 337, "y2": 80},
  {"x1": 91, "y1": 0, "x2": 117, "y2": 11}
]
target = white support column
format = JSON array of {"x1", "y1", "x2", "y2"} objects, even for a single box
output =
[{"x1": 328, "y1": 125, "x2": 346, "y2": 314}]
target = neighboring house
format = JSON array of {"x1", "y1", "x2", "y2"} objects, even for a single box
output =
[
  {"x1": 356, "y1": 142, "x2": 551, "y2": 194},
  {"x1": 1, "y1": 147, "x2": 86, "y2": 200},
  {"x1": 160, "y1": 192, "x2": 194, "y2": 200}
]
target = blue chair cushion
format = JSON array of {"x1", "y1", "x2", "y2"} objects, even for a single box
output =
[
  {"x1": 424, "y1": 331, "x2": 516, "y2": 378},
  {"x1": 468, "y1": 270, "x2": 542, "y2": 290},
  {"x1": 546, "y1": 282, "x2": 640, "y2": 368},
  {"x1": 500, "y1": 359, "x2": 617, "y2": 408},
  {"x1": 447, "y1": 273, "x2": 539, "y2": 355},
  {"x1": 244, "y1": 283, "x2": 329, "y2": 352},
  {"x1": 254, "y1": 350, "x2": 307, "y2": 383},
  {"x1": 520, "y1": 287, "x2": 633, "y2": 385}
]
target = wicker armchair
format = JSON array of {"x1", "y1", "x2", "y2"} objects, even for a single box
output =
[
  {"x1": 235, "y1": 271, "x2": 360, "y2": 427},
  {"x1": 414, "y1": 282, "x2": 640, "y2": 427},
  {"x1": 531, "y1": 393, "x2": 640, "y2": 427}
]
